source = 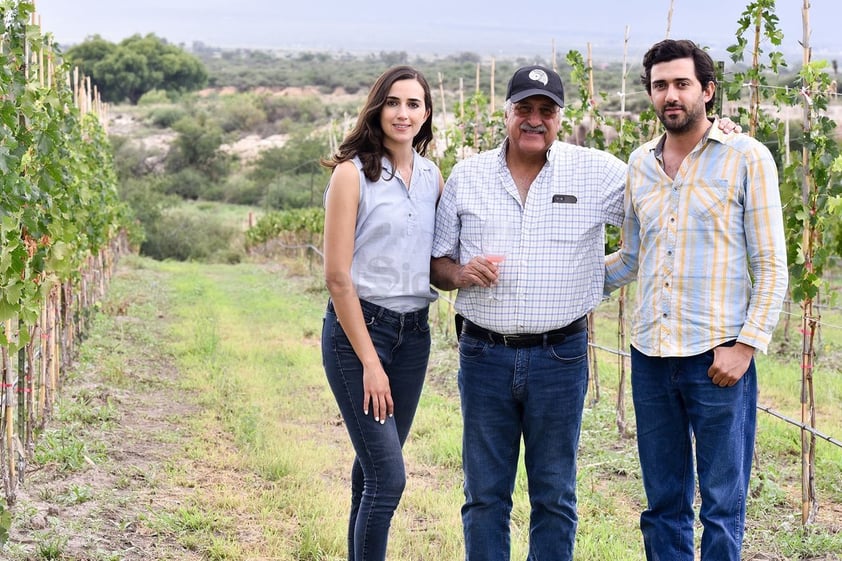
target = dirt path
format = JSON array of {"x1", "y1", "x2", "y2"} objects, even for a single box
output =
[{"x1": 5, "y1": 264, "x2": 248, "y2": 560}]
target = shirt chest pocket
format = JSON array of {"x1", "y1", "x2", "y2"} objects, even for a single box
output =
[
  {"x1": 541, "y1": 201, "x2": 597, "y2": 242},
  {"x1": 685, "y1": 178, "x2": 732, "y2": 220}
]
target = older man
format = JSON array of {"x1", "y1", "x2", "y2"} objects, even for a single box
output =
[{"x1": 431, "y1": 65, "x2": 627, "y2": 561}]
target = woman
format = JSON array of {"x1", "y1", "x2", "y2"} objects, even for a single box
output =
[{"x1": 321, "y1": 65, "x2": 443, "y2": 561}]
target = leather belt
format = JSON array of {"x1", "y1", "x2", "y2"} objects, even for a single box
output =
[{"x1": 461, "y1": 316, "x2": 588, "y2": 348}]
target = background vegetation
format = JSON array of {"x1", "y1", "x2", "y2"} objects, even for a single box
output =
[{"x1": 66, "y1": 33, "x2": 841, "y2": 263}]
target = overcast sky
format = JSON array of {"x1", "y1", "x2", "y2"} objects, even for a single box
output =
[{"x1": 33, "y1": 0, "x2": 842, "y2": 63}]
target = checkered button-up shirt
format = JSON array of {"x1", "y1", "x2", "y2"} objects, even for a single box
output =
[{"x1": 432, "y1": 139, "x2": 626, "y2": 334}]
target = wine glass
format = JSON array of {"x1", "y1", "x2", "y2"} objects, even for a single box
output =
[{"x1": 481, "y1": 221, "x2": 514, "y2": 300}]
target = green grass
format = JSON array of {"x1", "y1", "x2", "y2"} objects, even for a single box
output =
[
  {"x1": 25, "y1": 253, "x2": 839, "y2": 560},
  {"x1": 591, "y1": 293, "x2": 842, "y2": 558},
  {"x1": 139, "y1": 258, "x2": 842, "y2": 558},
  {"x1": 33, "y1": 427, "x2": 107, "y2": 472},
  {"x1": 169, "y1": 257, "x2": 840, "y2": 559}
]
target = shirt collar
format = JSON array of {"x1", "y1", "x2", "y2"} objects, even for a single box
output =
[
  {"x1": 382, "y1": 150, "x2": 434, "y2": 175},
  {"x1": 652, "y1": 117, "x2": 720, "y2": 158}
]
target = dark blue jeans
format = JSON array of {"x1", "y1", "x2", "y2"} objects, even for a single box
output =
[
  {"x1": 458, "y1": 329, "x2": 589, "y2": 561},
  {"x1": 631, "y1": 344, "x2": 757, "y2": 561},
  {"x1": 322, "y1": 299, "x2": 430, "y2": 561}
]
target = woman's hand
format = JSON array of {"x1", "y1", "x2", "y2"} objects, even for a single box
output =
[{"x1": 363, "y1": 365, "x2": 393, "y2": 423}]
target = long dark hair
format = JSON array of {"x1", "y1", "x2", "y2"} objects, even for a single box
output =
[
  {"x1": 640, "y1": 39, "x2": 717, "y2": 113},
  {"x1": 322, "y1": 65, "x2": 434, "y2": 182}
]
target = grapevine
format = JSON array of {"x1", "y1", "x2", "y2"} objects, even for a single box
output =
[{"x1": 0, "y1": 0, "x2": 129, "y2": 513}]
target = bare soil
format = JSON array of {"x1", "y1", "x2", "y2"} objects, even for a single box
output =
[{"x1": 5, "y1": 271, "x2": 250, "y2": 560}]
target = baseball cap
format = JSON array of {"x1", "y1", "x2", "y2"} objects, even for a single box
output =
[{"x1": 506, "y1": 65, "x2": 565, "y2": 107}]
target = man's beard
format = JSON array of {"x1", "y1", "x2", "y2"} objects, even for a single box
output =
[{"x1": 657, "y1": 102, "x2": 706, "y2": 134}]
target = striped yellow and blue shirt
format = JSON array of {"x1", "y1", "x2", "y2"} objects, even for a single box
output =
[{"x1": 604, "y1": 121, "x2": 788, "y2": 356}]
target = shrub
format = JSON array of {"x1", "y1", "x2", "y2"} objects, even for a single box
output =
[
  {"x1": 223, "y1": 174, "x2": 266, "y2": 206},
  {"x1": 141, "y1": 208, "x2": 241, "y2": 262},
  {"x1": 137, "y1": 89, "x2": 172, "y2": 105},
  {"x1": 215, "y1": 94, "x2": 267, "y2": 133},
  {"x1": 118, "y1": 176, "x2": 172, "y2": 247},
  {"x1": 162, "y1": 167, "x2": 207, "y2": 200},
  {"x1": 262, "y1": 175, "x2": 319, "y2": 210},
  {"x1": 147, "y1": 105, "x2": 188, "y2": 128}
]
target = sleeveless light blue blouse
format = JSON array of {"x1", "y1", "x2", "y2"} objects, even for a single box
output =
[{"x1": 328, "y1": 153, "x2": 440, "y2": 313}]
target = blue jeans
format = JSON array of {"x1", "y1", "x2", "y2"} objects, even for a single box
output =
[
  {"x1": 458, "y1": 329, "x2": 589, "y2": 561},
  {"x1": 322, "y1": 299, "x2": 431, "y2": 561},
  {"x1": 631, "y1": 344, "x2": 757, "y2": 561}
]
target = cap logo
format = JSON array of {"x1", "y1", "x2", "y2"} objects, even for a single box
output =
[{"x1": 528, "y1": 69, "x2": 549, "y2": 86}]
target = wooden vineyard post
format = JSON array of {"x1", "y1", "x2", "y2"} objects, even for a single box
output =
[
  {"x1": 38, "y1": 304, "x2": 48, "y2": 421},
  {"x1": 614, "y1": 26, "x2": 631, "y2": 438},
  {"x1": 438, "y1": 72, "x2": 448, "y2": 133},
  {"x1": 799, "y1": 0, "x2": 818, "y2": 526},
  {"x1": 587, "y1": 311, "x2": 599, "y2": 405},
  {"x1": 489, "y1": 58, "x2": 496, "y2": 114},
  {"x1": 17, "y1": 322, "x2": 25, "y2": 470},
  {"x1": 616, "y1": 286, "x2": 629, "y2": 437},
  {"x1": 473, "y1": 63, "x2": 480, "y2": 148},
  {"x1": 587, "y1": 43, "x2": 596, "y2": 136},
  {"x1": 2, "y1": 320, "x2": 16, "y2": 502}
]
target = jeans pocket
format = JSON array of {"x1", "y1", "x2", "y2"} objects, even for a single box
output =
[
  {"x1": 328, "y1": 309, "x2": 375, "y2": 354},
  {"x1": 329, "y1": 316, "x2": 355, "y2": 354},
  {"x1": 548, "y1": 346, "x2": 588, "y2": 364},
  {"x1": 363, "y1": 311, "x2": 377, "y2": 327},
  {"x1": 459, "y1": 334, "x2": 489, "y2": 359},
  {"x1": 547, "y1": 332, "x2": 588, "y2": 363}
]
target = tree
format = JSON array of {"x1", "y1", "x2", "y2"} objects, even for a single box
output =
[
  {"x1": 60, "y1": 34, "x2": 115, "y2": 80},
  {"x1": 65, "y1": 34, "x2": 208, "y2": 103},
  {"x1": 166, "y1": 115, "x2": 229, "y2": 181},
  {"x1": 94, "y1": 49, "x2": 150, "y2": 104},
  {"x1": 248, "y1": 131, "x2": 328, "y2": 185}
]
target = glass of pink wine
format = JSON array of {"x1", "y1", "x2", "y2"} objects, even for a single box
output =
[{"x1": 482, "y1": 221, "x2": 514, "y2": 300}]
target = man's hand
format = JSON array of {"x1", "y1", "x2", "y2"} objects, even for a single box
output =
[
  {"x1": 708, "y1": 342, "x2": 755, "y2": 387},
  {"x1": 717, "y1": 117, "x2": 742, "y2": 135},
  {"x1": 431, "y1": 255, "x2": 498, "y2": 291},
  {"x1": 455, "y1": 256, "x2": 499, "y2": 288}
]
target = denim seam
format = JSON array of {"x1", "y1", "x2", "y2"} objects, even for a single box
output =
[
  {"x1": 733, "y1": 372, "x2": 749, "y2": 544},
  {"x1": 330, "y1": 320, "x2": 378, "y2": 561}
]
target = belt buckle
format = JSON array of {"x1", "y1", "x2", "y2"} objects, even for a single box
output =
[{"x1": 502, "y1": 334, "x2": 518, "y2": 346}]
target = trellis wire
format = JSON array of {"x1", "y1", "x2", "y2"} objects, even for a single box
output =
[{"x1": 278, "y1": 239, "x2": 842, "y2": 453}]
